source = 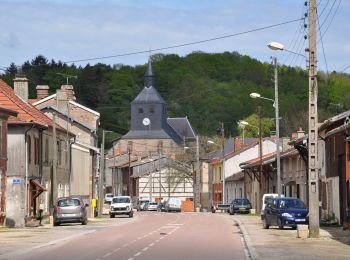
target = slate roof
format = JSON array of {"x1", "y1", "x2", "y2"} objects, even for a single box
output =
[
  {"x1": 167, "y1": 117, "x2": 196, "y2": 140},
  {"x1": 132, "y1": 85, "x2": 165, "y2": 104},
  {"x1": 0, "y1": 80, "x2": 62, "y2": 128}
]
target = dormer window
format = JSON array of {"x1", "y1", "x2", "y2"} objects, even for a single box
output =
[{"x1": 138, "y1": 107, "x2": 143, "y2": 113}]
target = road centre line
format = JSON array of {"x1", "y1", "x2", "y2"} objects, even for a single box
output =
[
  {"x1": 102, "y1": 252, "x2": 111, "y2": 258},
  {"x1": 143, "y1": 247, "x2": 149, "y2": 251},
  {"x1": 134, "y1": 252, "x2": 142, "y2": 257},
  {"x1": 113, "y1": 248, "x2": 121, "y2": 252},
  {"x1": 149, "y1": 243, "x2": 154, "y2": 247}
]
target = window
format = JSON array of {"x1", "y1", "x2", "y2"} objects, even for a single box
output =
[
  {"x1": 150, "y1": 105, "x2": 155, "y2": 113},
  {"x1": 138, "y1": 107, "x2": 143, "y2": 113},
  {"x1": 57, "y1": 140, "x2": 62, "y2": 165},
  {"x1": 27, "y1": 136, "x2": 31, "y2": 164},
  {"x1": 45, "y1": 138, "x2": 49, "y2": 163},
  {"x1": 34, "y1": 138, "x2": 39, "y2": 165}
]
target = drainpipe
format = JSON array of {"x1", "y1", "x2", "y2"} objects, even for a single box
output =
[
  {"x1": 69, "y1": 136, "x2": 76, "y2": 195},
  {"x1": 24, "y1": 124, "x2": 34, "y2": 217}
]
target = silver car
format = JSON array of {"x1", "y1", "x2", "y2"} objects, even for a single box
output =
[{"x1": 53, "y1": 197, "x2": 88, "y2": 226}]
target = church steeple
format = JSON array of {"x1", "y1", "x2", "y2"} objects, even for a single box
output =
[{"x1": 144, "y1": 60, "x2": 154, "y2": 88}]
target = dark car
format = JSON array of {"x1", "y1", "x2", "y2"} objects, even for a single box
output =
[
  {"x1": 229, "y1": 198, "x2": 252, "y2": 215},
  {"x1": 53, "y1": 196, "x2": 88, "y2": 226},
  {"x1": 262, "y1": 197, "x2": 308, "y2": 229},
  {"x1": 157, "y1": 202, "x2": 166, "y2": 212}
]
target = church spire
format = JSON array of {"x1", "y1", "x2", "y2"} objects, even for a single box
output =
[{"x1": 144, "y1": 60, "x2": 154, "y2": 88}]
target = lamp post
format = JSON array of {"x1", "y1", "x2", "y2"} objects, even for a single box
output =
[
  {"x1": 250, "y1": 89, "x2": 281, "y2": 197},
  {"x1": 98, "y1": 130, "x2": 112, "y2": 217},
  {"x1": 185, "y1": 135, "x2": 200, "y2": 211}
]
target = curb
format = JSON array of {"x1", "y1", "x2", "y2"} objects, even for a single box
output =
[{"x1": 233, "y1": 217, "x2": 260, "y2": 260}]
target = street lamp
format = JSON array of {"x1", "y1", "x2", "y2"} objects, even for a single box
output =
[
  {"x1": 250, "y1": 83, "x2": 281, "y2": 197},
  {"x1": 98, "y1": 130, "x2": 112, "y2": 217},
  {"x1": 185, "y1": 136, "x2": 200, "y2": 211}
]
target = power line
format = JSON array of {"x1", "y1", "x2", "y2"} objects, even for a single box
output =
[
  {"x1": 61, "y1": 18, "x2": 303, "y2": 64},
  {"x1": 321, "y1": 0, "x2": 342, "y2": 38},
  {"x1": 319, "y1": 0, "x2": 337, "y2": 30},
  {"x1": 317, "y1": 8, "x2": 330, "y2": 79},
  {"x1": 341, "y1": 64, "x2": 350, "y2": 72}
]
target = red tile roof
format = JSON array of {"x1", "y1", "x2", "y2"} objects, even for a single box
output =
[{"x1": 0, "y1": 79, "x2": 60, "y2": 128}]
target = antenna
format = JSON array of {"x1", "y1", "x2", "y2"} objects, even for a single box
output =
[{"x1": 56, "y1": 73, "x2": 78, "y2": 85}]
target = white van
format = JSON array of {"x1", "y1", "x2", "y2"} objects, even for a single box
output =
[
  {"x1": 261, "y1": 193, "x2": 284, "y2": 218},
  {"x1": 165, "y1": 198, "x2": 182, "y2": 212}
]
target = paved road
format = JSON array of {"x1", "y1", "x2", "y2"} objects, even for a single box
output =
[{"x1": 12, "y1": 212, "x2": 246, "y2": 260}]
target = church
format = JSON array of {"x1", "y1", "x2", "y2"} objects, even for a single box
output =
[{"x1": 107, "y1": 60, "x2": 197, "y2": 201}]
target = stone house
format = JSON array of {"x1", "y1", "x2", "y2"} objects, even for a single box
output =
[
  {"x1": 0, "y1": 77, "x2": 72, "y2": 227},
  {"x1": 32, "y1": 85, "x2": 100, "y2": 217},
  {"x1": 0, "y1": 106, "x2": 18, "y2": 225}
]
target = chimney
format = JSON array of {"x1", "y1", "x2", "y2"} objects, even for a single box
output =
[
  {"x1": 13, "y1": 74, "x2": 29, "y2": 102},
  {"x1": 36, "y1": 85, "x2": 49, "y2": 99},
  {"x1": 56, "y1": 89, "x2": 68, "y2": 113},
  {"x1": 60, "y1": 85, "x2": 76, "y2": 100},
  {"x1": 234, "y1": 137, "x2": 243, "y2": 151},
  {"x1": 297, "y1": 127, "x2": 305, "y2": 138}
]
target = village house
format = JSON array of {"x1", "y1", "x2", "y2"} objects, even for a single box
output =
[
  {"x1": 0, "y1": 106, "x2": 18, "y2": 225},
  {"x1": 318, "y1": 111, "x2": 350, "y2": 227},
  {"x1": 0, "y1": 76, "x2": 72, "y2": 227},
  {"x1": 32, "y1": 85, "x2": 100, "y2": 217}
]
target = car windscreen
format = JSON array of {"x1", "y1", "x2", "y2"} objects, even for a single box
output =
[
  {"x1": 278, "y1": 199, "x2": 306, "y2": 209},
  {"x1": 149, "y1": 202, "x2": 158, "y2": 205},
  {"x1": 113, "y1": 197, "x2": 130, "y2": 203},
  {"x1": 234, "y1": 199, "x2": 250, "y2": 205},
  {"x1": 106, "y1": 194, "x2": 113, "y2": 198},
  {"x1": 58, "y1": 199, "x2": 81, "y2": 207}
]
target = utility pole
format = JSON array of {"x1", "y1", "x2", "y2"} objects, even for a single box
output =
[
  {"x1": 273, "y1": 57, "x2": 281, "y2": 197},
  {"x1": 308, "y1": 0, "x2": 320, "y2": 238},
  {"x1": 221, "y1": 123, "x2": 225, "y2": 204},
  {"x1": 258, "y1": 106, "x2": 264, "y2": 211},
  {"x1": 52, "y1": 112, "x2": 58, "y2": 213},
  {"x1": 98, "y1": 130, "x2": 105, "y2": 217},
  {"x1": 194, "y1": 135, "x2": 201, "y2": 211},
  {"x1": 128, "y1": 143, "x2": 132, "y2": 197}
]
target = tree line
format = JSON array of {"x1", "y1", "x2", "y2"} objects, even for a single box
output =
[{"x1": 2, "y1": 51, "x2": 349, "y2": 142}]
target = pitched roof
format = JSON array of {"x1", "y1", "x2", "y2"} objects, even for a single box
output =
[
  {"x1": 0, "y1": 80, "x2": 60, "y2": 128},
  {"x1": 167, "y1": 117, "x2": 196, "y2": 140},
  {"x1": 132, "y1": 86, "x2": 165, "y2": 104}
]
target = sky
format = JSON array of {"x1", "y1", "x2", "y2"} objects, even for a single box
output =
[{"x1": 0, "y1": 0, "x2": 349, "y2": 72}]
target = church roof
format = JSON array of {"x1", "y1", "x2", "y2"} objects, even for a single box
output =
[
  {"x1": 167, "y1": 117, "x2": 196, "y2": 140},
  {"x1": 132, "y1": 85, "x2": 165, "y2": 104}
]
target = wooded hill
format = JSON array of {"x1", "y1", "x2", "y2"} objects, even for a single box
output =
[{"x1": 2, "y1": 52, "x2": 349, "y2": 141}]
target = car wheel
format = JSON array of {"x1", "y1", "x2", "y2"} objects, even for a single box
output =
[
  {"x1": 82, "y1": 219, "x2": 87, "y2": 225},
  {"x1": 277, "y1": 218, "x2": 284, "y2": 229},
  {"x1": 212, "y1": 209, "x2": 216, "y2": 213},
  {"x1": 129, "y1": 211, "x2": 133, "y2": 218},
  {"x1": 262, "y1": 218, "x2": 269, "y2": 229},
  {"x1": 292, "y1": 226, "x2": 297, "y2": 230},
  {"x1": 53, "y1": 221, "x2": 60, "y2": 226},
  {"x1": 110, "y1": 214, "x2": 115, "y2": 218}
]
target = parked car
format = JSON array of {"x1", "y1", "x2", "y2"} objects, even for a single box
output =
[
  {"x1": 229, "y1": 198, "x2": 252, "y2": 215},
  {"x1": 262, "y1": 197, "x2": 309, "y2": 229},
  {"x1": 261, "y1": 193, "x2": 283, "y2": 219},
  {"x1": 137, "y1": 199, "x2": 149, "y2": 211},
  {"x1": 157, "y1": 202, "x2": 166, "y2": 212},
  {"x1": 109, "y1": 196, "x2": 133, "y2": 218},
  {"x1": 145, "y1": 202, "x2": 158, "y2": 211},
  {"x1": 165, "y1": 198, "x2": 182, "y2": 212},
  {"x1": 104, "y1": 193, "x2": 114, "y2": 204},
  {"x1": 53, "y1": 196, "x2": 88, "y2": 226}
]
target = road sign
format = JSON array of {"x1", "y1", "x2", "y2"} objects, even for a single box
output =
[{"x1": 12, "y1": 178, "x2": 21, "y2": 185}]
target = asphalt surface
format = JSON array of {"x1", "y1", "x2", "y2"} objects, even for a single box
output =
[{"x1": 7, "y1": 212, "x2": 246, "y2": 260}]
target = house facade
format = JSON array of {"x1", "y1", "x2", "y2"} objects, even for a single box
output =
[
  {"x1": 1, "y1": 77, "x2": 72, "y2": 227},
  {"x1": 32, "y1": 85, "x2": 100, "y2": 217},
  {"x1": 0, "y1": 107, "x2": 18, "y2": 225}
]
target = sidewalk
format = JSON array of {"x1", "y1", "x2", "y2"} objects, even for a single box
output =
[{"x1": 233, "y1": 214, "x2": 350, "y2": 260}]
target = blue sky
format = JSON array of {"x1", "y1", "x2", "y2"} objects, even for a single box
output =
[{"x1": 0, "y1": 0, "x2": 348, "y2": 72}]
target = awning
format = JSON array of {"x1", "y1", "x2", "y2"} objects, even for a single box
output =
[{"x1": 30, "y1": 179, "x2": 47, "y2": 200}]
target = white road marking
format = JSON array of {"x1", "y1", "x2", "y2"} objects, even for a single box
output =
[
  {"x1": 103, "y1": 252, "x2": 112, "y2": 258},
  {"x1": 134, "y1": 252, "x2": 142, "y2": 257},
  {"x1": 113, "y1": 248, "x2": 121, "y2": 252},
  {"x1": 149, "y1": 243, "x2": 155, "y2": 247},
  {"x1": 143, "y1": 247, "x2": 149, "y2": 251},
  {"x1": 167, "y1": 223, "x2": 184, "y2": 226},
  {"x1": 128, "y1": 258, "x2": 134, "y2": 260}
]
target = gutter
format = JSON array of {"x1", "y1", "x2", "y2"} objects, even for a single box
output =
[{"x1": 24, "y1": 124, "x2": 35, "y2": 217}]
